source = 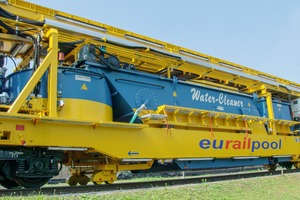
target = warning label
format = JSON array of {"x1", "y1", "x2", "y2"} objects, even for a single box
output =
[{"x1": 81, "y1": 83, "x2": 88, "y2": 90}]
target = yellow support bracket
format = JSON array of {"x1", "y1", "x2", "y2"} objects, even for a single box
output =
[
  {"x1": 245, "y1": 84, "x2": 277, "y2": 135},
  {"x1": 7, "y1": 28, "x2": 58, "y2": 117},
  {"x1": 259, "y1": 85, "x2": 276, "y2": 135}
]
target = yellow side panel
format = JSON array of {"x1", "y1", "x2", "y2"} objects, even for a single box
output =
[
  {"x1": 57, "y1": 99, "x2": 112, "y2": 121},
  {"x1": 1, "y1": 116, "x2": 299, "y2": 159}
]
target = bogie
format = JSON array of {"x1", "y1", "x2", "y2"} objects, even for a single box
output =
[{"x1": 0, "y1": 148, "x2": 64, "y2": 188}]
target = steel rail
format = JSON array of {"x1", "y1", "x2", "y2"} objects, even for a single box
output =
[{"x1": 0, "y1": 169, "x2": 299, "y2": 197}]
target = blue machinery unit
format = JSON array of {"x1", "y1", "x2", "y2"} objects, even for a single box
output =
[{"x1": 0, "y1": 1, "x2": 299, "y2": 188}]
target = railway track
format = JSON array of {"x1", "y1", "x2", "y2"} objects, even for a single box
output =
[{"x1": 1, "y1": 169, "x2": 299, "y2": 197}]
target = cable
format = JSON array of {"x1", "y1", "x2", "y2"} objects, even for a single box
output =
[
  {"x1": 0, "y1": 7, "x2": 44, "y2": 27},
  {"x1": 93, "y1": 38, "x2": 182, "y2": 60},
  {"x1": 87, "y1": 44, "x2": 108, "y2": 66},
  {"x1": 5, "y1": 56, "x2": 17, "y2": 69},
  {"x1": 59, "y1": 39, "x2": 85, "y2": 46}
]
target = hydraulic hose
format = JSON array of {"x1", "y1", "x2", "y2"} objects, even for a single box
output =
[
  {"x1": 59, "y1": 39, "x2": 85, "y2": 46},
  {"x1": 93, "y1": 38, "x2": 182, "y2": 60},
  {"x1": 130, "y1": 100, "x2": 148, "y2": 123},
  {"x1": 0, "y1": 7, "x2": 44, "y2": 27}
]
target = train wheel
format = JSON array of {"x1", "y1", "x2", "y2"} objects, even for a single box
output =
[
  {"x1": 66, "y1": 175, "x2": 78, "y2": 186},
  {"x1": 0, "y1": 161, "x2": 21, "y2": 189},
  {"x1": 283, "y1": 162, "x2": 293, "y2": 170},
  {"x1": 0, "y1": 179, "x2": 21, "y2": 189},
  {"x1": 266, "y1": 164, "x2": 276, "y2": 173},
  {"x1": 91, "y1": 170, "x2": 116, "y2": 185},
  {"x1": 93, "y1": 181, "x2": 103, "y2": 185},
  {"x1": 105, "y1": 180, "x2": 114, "y2": 184},
  {"x1": 78, "y1": 175, "x2": 89, "y2": 186},
  {"x1": 15, "y1": 177, "x2": 50, "y2": 188}
]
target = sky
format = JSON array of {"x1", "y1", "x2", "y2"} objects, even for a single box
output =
[{"x1": 25, "y1": 0, "x2": 300, "y2": 83}]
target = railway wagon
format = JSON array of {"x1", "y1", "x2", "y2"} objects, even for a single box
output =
[{"x1": 0, "y1": 0, "x2": 299, "y2": 188}]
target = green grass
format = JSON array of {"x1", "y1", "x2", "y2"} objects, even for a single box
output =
[{"x1": 2, "y1": 173, "x2": 300, "y2": 200}]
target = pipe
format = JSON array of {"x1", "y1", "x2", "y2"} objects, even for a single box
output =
[{"x1": 130, "y1": 100, "x2": 148, "y2": 123}]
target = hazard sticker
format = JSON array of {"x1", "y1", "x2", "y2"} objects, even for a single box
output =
[{"x1": 81, "y1": 83, "x2": 88, "y2": 90}]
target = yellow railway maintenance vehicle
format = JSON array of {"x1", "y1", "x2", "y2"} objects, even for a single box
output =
[{"x1": 0, "y1": 0, "x2": 299, "y2": 189}]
